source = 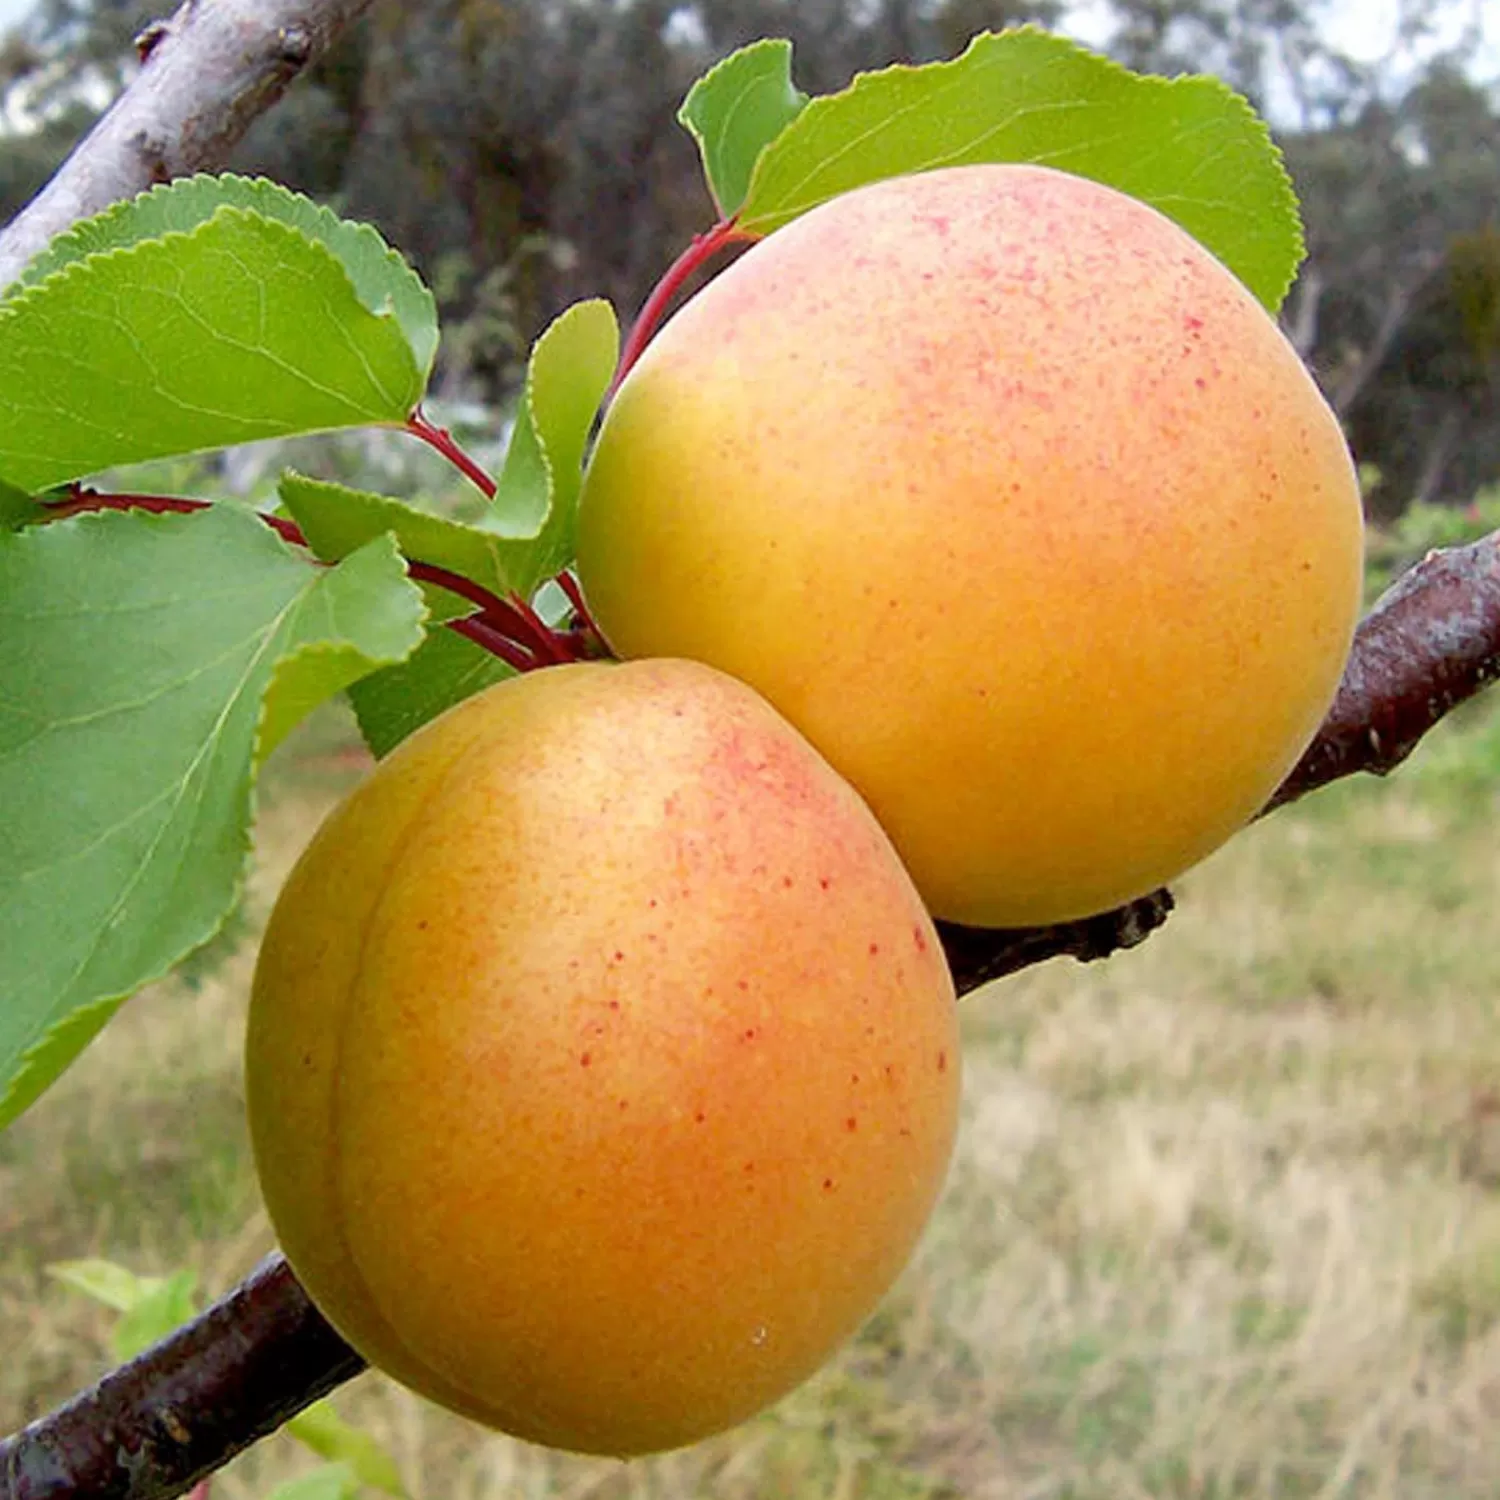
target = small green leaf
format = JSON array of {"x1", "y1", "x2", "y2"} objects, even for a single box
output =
[
  {"x1": 288, "y1": 1401, "x2": 409, "y2": 1497},
  {"x1": 11, "y1": 174, "x2": 439, "y2": 377},
  {"x1": 490, "y1": 298, "x2": 619, "y2": 592},
  {"x1": 48, "y1": 1259, "x2": 202, "y2": 1358},
  {"x1": 679, "y1": 38, "x2": 809, "y2": 217},
  {"x1": 280, "y1": 473, "x2": 526, "y2": 604},
  {"x1": 48, "y1": 1258, "x2": 147, "y2": 1314},
  {"x1": 266, "y1": 1464, "x2": 361, "y2": 1500},
  {"x1": 0, "y1": 210, "x2": 425, "y2": 494},
  {"x1": 348, "y1": 626, "x2": 512, "y2": 759},
  {"x1": 0, "y1": 508, "x2": 425, "y2": 1131},
  {"x1": 736, "y1": 28, "x2": 1302, "y2": 310},
  {"x1": 111, "y1": 1269, "x2": 200, "y2": 1360}
]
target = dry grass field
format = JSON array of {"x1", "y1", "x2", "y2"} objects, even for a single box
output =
[{"x1": 4, "y1": 697, "x2": 1499, "y2": 1499}]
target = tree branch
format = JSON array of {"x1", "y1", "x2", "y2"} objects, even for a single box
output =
[
  {"x1": 0, "y1": 1258, "x2": 364, "y2": 1500},
  {"x1": 0, "y1": 0, "x2": 378, "y2": 288},
  {"x1": 6, "y1": 529, "x2": 1500, "y2": 1499}
]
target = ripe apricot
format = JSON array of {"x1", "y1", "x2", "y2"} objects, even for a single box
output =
[
  {"x1": 245, "y1": 658, "x2": 958, "y2": 1456},
  {"x1": 576, "y1": 163, "x2": 1365, "y2": 927}
]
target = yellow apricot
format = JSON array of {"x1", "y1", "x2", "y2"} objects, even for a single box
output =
[
  {"x1": 576, "y1": 163, "x2": 1365, "y2": 927},
  {"x1": 245, "y1": 658, "x2": 958, "y2": 1456}
]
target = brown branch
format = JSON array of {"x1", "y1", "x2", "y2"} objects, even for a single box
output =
[
  {"x1": 1267, "y1": 531, "x2": 1500, "y2": 809},
  {"x1": 0, "y1": 1257, "x2": 364, "y2": 1499},
  {"x1": 8, "y1": 529, "x2": 1500, "y2": 1499},
  {"x1": 0, "y1": 0, "x2": 378, "y2": 288}
]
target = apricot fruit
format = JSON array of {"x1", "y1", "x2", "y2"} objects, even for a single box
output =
[
  {"x1": 246, "y1": 658, "x2": 958, "y2": 1456},
  {"x1": 575, "y1": 163, "x2": 1365, "y2": 927}
]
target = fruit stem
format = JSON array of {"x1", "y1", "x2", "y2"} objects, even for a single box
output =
[
  {"x1": 610, "y1": 216, "x2": 748, "y2": 399},
  {"x1": 448, "y1": 614, "x2": 546, "y2": 674},
  {"x1": 405, "y1": 406, "x2": 498, "y2": 499}
]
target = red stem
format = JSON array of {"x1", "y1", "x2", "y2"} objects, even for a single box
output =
[
  {"x1": 39, "y1": 488, "x2": 592, "y2": 672},
  {"x1": 610, "y1": 217, "x2": 748, "y2": 399},
  {"x1": 555, "y1": 569, "x2": 611, "y2": 659},
  {"x1": 404, "y1": 407, "x2": 498, "y2": 499},
  {"x1": 447, "y1": 614, "x2": 544, "y2": 674}
]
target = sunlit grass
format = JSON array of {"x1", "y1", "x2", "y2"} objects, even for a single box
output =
[{"x1": 3, "y1": 699, "x2": 1499, "y2": 1498}]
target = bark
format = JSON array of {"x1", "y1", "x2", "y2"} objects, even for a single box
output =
[
  {"x1": 0, "y1": 0, "x2": 379, "y2": 288},
  {"x1": 0, "y1": 1258, "x2": 364, "y2": 1500}
]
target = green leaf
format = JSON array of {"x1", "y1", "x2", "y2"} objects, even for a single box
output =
[
  {"x1": 679, "y1": 38, "x2": 809, "y2": 217},
  {"x1": 48, "y1": 1259, "x2": 202, "y2": 1358},
  {"x1": 0, "y1": 508, "x2": 425, "y2": 1131},
  {"x1": 287, "y1": 1401, "x2": 409, "y2": 1497},
  {"x1": 10, "y1": 174, "x2": 439, "y2": 377},
  {"x1": 348, "y1": 626, "x2": 512, "y2": 759},
  {"x1": 279, "y1": 473, "x2": 527, "y2": 605},
  {"x1": 0, "y1": 478, "x2": 39, "y2": 531},
  {"x1": 736, "y1": 28, "x2": 1302, "y2": 311},
  {"x1": 266, "y1": 1464, "x2": 362, "y2": 1500},
  {"x1": 490, "y1": 298, "x2": 619, "y2": 591},
  {"x1": 0, "y1": 210, "x2": 425, "y2": 494},
  {"x1": 48, "y1": 1257, "x2": 148, "y2": 1314},
  {"x1": 111, "y1": 1269, "x2": 200, "y2": 1360}
]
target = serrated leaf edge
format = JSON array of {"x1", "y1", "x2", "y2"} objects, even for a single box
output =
[
  {"x1": 677, "y1": 36, "x2": 807, "y2": 217},
  {"x1": 11, "y1": 173, "x2": 433, "y2": 342},
  {"x1": 738, "y1": 25, "x2": 1305, "y2": 308},
  {"x1": 0, "y1": 209, "x2": 423, "y2": 467},
  {"x1": 489, "y1": 298, "x2": 618, "y2": 548},
  {"x1": 0, "y1": 511, "x2": 422, "y2": 1133}
]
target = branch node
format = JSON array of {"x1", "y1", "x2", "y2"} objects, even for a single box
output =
[
  {"x1": 134, "y1": 22, "x2": 172, "y2": 63},
  {"x1": 274, "y1": 26, "x2": 314, "y2": 67}
]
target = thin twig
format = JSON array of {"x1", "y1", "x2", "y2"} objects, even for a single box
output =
[{"x1": 0, "y1": 0, "x2": 379, "y2": 288}]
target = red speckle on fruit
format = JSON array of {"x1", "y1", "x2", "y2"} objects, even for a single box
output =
[
  {"x1": 868, "y1": 942, "x2": 880, "y2": 956},
  {"x1": 822, "y1": 1178, "x2": 835, "y2": 1191},
  {"x1": 819, "y1": 876, "x2": 831, "y2": 890},
  {"x1": 416, "y1": 919, "x2": 428, "y2": 931},
  {"x1": 580, "y1": 1052, "x2": 592, "y2": 1068},
  {"x1": 937, "y1": 1050, "x2": 948, "y2": 1073},
  {"x1": 743, "y1": 1027, "x2": 758, "y2": 1042},
  {"x1": 613, "y1": 950, "x2": 625, "y2": 961},
  {"x1": 845, "y1": 1117, "x2": 858, "y2": 1132},
  {"x1": 912, "y1": 926, "x2": 928, "y2": 954},
  {"x1": 608, "y1": 999, "x2": 620, "y2": 1011}
]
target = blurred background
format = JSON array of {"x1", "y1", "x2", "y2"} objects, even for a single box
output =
[{"x1": 2, "y1": 2, "x2": 1499, "y2": 1496}]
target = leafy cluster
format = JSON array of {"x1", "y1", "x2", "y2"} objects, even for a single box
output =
[{"x1": 0, "y1": 30, "x2": 1300, "y2": 1137}]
